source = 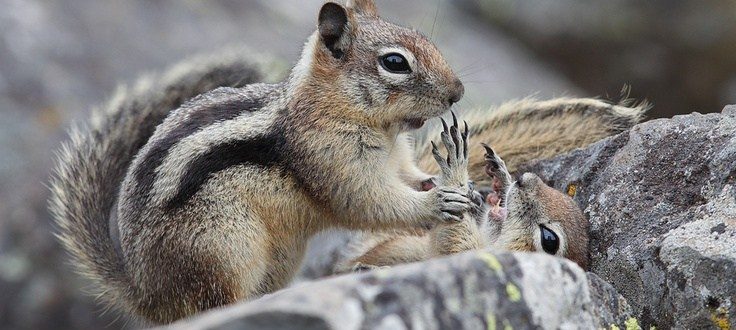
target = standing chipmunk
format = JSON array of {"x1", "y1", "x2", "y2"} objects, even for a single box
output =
[
  {"x1": 338, "y1": 125, "x2": 591, "y2": 272},
  {"x1": 51, "y1": 0, "x2": 472, "y2": 323}
]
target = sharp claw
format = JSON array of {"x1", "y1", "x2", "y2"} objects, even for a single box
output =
[
  {"x1": 482, "y1": 143, "x2": 494, "y2": 158},
  {"x1": 450, "y1": 126, "x2": 460, "y2": 158},
  {"x1": 441, "y1": 118, "x2": 449, "y2": 133},
  {"x1": 463, "y1": 121, "x2": 469, "y2": 159},
  {"x1": 451, "y1": 111, "x2": 458, "y2": 128},
  {"x1": 431, "y1": 141, "x2": 442, "y2": 158}
]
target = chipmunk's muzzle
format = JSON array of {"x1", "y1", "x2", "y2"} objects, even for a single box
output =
[{"x1": 448, "y1": 79, "x2": 464, "y2": 106}]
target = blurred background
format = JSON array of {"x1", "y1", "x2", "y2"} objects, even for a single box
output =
[{"x1": 1, "y1": 1, "x2": 734, "y2": 329}]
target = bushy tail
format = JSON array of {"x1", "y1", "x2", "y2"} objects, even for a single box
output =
[
  {"x1": 48, "y1": 48, "x2": 282, "y2": 316},
  {"x1": 415, "y1": 97, "x2": 649, "y2": 185}
]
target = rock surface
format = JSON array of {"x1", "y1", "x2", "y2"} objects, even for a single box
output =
[
  {"x1": 520, "y1": 106, "x2": 736, "y2": 329},
  {"x1": 162, "y1": 251, "x2": 633, "y2": 330}
]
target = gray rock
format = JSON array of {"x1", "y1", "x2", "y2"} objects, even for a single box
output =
[
  {"x1": 161, "y1": 251, "x2": 633, "y2": 330},
  {"x1": 519, "y1": 106, "x2": 736, "y2": 328}
]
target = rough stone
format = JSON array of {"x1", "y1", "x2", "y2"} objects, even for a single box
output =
[
  {"x1": 519, "y1": 110, "x2": 736, "y2": 328},
  {"x1": 724, "y1": 104, "x2": 736, "y2": 115},
  {"x1": 162, "y1": 251, "x2": 633, "y2": 330}
]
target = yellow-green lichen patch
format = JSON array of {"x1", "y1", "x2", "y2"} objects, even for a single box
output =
[
  {"x1": 486, "y1": 312, "x2": 496, "y2": 330},
  {"x1": 609, "y1": 324, "x2": 620, "y2": 330},
  {"x1": 506, "y1": 283, "x2": 521, "y2": 302},
  {"x1": 711, "y1": 307, "x2": 730, "y2": 330},
  {"x1": 624, "y1": 318, "x2": 641, "y2": 330},
  {"x1": 503, "y1": 319, "x2": 513, "y2": 330},
  {"x1": 478, "y1": 252, "x2": 503, "y2": 273}
]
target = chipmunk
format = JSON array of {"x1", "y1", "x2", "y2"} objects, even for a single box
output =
[
  {"x1": 51, "y1": 0, "x2": 472, "y2": 323},
  {"x1": 338, "y1": 126, "x2": 591, "y2": 272}
]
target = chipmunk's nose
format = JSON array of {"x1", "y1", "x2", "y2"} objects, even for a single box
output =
[{"x1": 448, "y1": 79, "x2": 464, "y2": 105}]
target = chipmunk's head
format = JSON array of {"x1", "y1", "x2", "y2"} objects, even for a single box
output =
[
  {"x1": 292, "y1": 0, "x2": 464, "y2": 130},
  {"x1": 497, "y1": 173, "x2": 590, "y2": 269}
]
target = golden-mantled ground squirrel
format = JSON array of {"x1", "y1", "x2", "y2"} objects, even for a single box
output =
[
  {"x1": 49, "y1": 0, "x2": 648, "y2": 324},
  {"x1": 52, "y1": 0, "x2": 471, "y2": 323},
  {"x1": 338, "y1": 128, "x2": 591, "y2": 272}
]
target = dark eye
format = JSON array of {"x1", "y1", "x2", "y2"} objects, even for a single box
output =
[
  {"x1": 380, "y1": 53, "x2": 412, "y2": 74},
  {"x1": 540, "y1": 225, "x2": 559, "y2": 255}
]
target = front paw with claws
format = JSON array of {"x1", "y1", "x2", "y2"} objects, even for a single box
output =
[
  {"x1": 434, "y1": 186, "x2": 472, "y2": 223},
  {"x1": 431, "y1": 111, "x2": 470, "y2": 188},
  {"x1": 482, "y1": 143, "x2": 513, "y2": 207},
  {"x1": 428, "y1": 111, "x2": 473, "y2": 223}
]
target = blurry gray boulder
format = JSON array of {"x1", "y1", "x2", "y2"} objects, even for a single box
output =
[
  {"x1": 458, "y1": 0, "x2": 736, "y2": 119},
  {"x1": 162, "y1": 251, "x2": 634, "y2": 330}
]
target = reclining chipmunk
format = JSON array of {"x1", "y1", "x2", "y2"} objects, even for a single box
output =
[{"x1": 338, "y1": 114, "x2": 593, "y2": 271}]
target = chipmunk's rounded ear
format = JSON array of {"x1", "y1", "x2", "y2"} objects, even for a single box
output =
[
  {"x1": 347, "y1": 0, "x2": 378, "y2": 17},
  {"x1": 318, "y1": 2, "x2": 351, "y2": 59}
]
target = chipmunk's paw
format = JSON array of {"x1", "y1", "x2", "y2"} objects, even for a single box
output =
[
  {"x1": 482, "y1": 143, "x2": 508, "y2": 179},
  {"x1": 481, "y1": 144, "x2": 511, "y2": 223},
  {"x1": 432, "y1": 111, "x2": 470, "y2": 187},
  {"x1": 433, "y1": 186, "x2": 472, "y2": 223}
]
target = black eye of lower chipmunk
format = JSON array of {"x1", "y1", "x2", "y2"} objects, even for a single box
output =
[
  {"x1": 540, "y1": 225, "x2": 560, "y2": 255},
  {"x1": 380, "y1": 53, "x2": 412, "y2": 74}
]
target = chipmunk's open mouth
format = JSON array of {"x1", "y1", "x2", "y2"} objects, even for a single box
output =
[{"x1": 486, "y1": 191, "x2": 508, "y2": 223}]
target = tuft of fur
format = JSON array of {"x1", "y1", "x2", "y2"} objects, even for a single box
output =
[{"x1": 48, "y1": 48, "x2": 279, "y2": 319}]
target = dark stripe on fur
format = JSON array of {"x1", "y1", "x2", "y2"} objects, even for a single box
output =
[
  {"x1": 165, "y1": 125, "x2": 286, "y2": 209},
  {"x1": 358, "y1": 82, "x2": 373, "y2": 107},
  {"x1": 133, "y1": 92, "x2": 264, "y2": 202}
]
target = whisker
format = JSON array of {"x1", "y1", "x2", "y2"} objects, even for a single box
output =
[{"x1": 430, "y1": 0, "x2": 441, "y2": 40}]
